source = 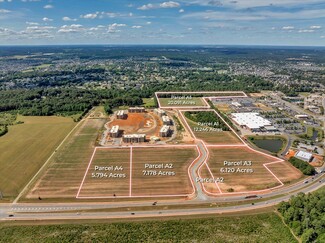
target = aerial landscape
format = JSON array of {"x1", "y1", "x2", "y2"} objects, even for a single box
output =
[{"x1": 0, "y1": 0, "x2": 324, "y2": 242}]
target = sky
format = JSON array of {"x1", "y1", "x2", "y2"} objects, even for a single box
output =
[{"x1": 0, "y1": 0, "x2": 325, "y2": 46}]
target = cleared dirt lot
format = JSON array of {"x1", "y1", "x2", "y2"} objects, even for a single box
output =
[
  {"x1": 78, "y1": 148, "x2": 130, "y2": 198},
  {"x1": 109, "y1": 112, "x2": 162, "y2": 137},
  {"x1": 266, "y1": 162, "x2": 303, "y2": 184},
  {"x1": 0, "y1": 116, "x2": 75, "y2": 201},
  {"x1": 131, "y1": 146, "x2": 198, "y2": 197},
  {"x1": 200, "y1": 147, "x2": 290, "y2": 194}
]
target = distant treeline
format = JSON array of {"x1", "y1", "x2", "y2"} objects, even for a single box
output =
[
  {"x1": 0, "y1": 88, "x2": 145, "y2": 117},
  {"x1": 0, "y1": 70, "x2": 310, "y2": 118}
]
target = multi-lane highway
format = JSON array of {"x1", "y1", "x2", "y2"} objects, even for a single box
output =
[{"x1": 0, "y1": 174, "x2": 323, "y2": 221}]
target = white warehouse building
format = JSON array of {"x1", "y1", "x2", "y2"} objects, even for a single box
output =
[
  {"x1": 294, "y1": 151, "x2": 314, "y2": 162},
  {"x1": 231, "y1": 112, "x2": 272, "y2": 131}
]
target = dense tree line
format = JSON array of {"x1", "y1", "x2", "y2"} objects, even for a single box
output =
[
  {"x1": 0, "y1": 125, "x2": 8, "y2": 136},
  {"x1": 0, "y1": 88, "x2": 145, "y2": 117},
  {"x1": 288, "y1": 157, "x2": 316, "y2": 175},
  {"x1": 278, "y1": 189, "x2": 325, "y2": 242}
]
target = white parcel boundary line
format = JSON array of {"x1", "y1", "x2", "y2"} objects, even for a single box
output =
[
  {"x1": 76, "y1": 147, "x2": 99, "y2": 198},
  {"x1": 155, "y1": 91, "x2": 247, "y2": 109},
  {"x1": 76, "y1": 145, "x2": 200, "y2": 199},
  {"x1": 179, "y1": 108, "x2": 286, "y2": 196},
  {"x1": 129, "y1": 146, "x2": 133, "y2": 197}
]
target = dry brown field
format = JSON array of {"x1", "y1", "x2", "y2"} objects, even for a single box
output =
[
  {"x1": 200, "y1": 147, "x2": 285, "y2": 194},
  {"x1": 131, "y1": 146, "x2": 198, "y2": 196},
  {"x1": 26, "y1": 118, "x2": 105, "y2": 200},
  {"x1": 78, "y1": 148, "x2": 130, "y2": 198}
]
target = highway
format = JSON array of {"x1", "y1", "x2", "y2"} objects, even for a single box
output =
[{"x1": 1, "y1": 175, "x2": 323, "y2": 221}]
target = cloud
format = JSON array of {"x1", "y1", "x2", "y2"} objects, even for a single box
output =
[
  {"x1": 58, "y1": 24, "x2": 84, "y2": 33},
  {"x1": 184, "y1": 0, "x2": 325, "y2": 9},
  {"x1": 26, "y1": 21, "x2": 39, "y2": 25},
  {"x1": 132, "y1": 25, "x2": 142, "y2": 29},
  {"x1": 80, "y1": 11, "x2": 128, "y2": 19},
  {"x1": 24, "y1": 26, "x2": 56, "y2": 34},
  {"x1": 298, "y1": 29, "x2": 315, "y2": 33},
  {"x1": 62, "y1": 16, "x2": 77, "y2": 21},
  {"x1": 138, "y1": 4, "x2": 155, "y2": 10},
  {"x1": 160, "y1": 1, "x2": 180, "y2": 8},
  {"x1": 80, "y1": 13, "x2": 98, "y2": 19},
  {"x1": 42, "y1": 17, "x2": 53, "y2": 22},
  {"x1": 179, "y1": 9, "x2": 185, "y2": 13},
  {"x1": 0, "y1": 9, "x2": 11, "y2": 13},
  {"x1": 310, "y1": 25, "x2": 321, "y2": 29},
  {"x1": 108, "y1": 23, "x2": 126, "y2": 33},
  {"x1": 0, "y1": 27, "x2": 16, "y2": 36},
  {"x1": 138, "y1": 1, "x2": 180, "y2": 10},
  {"x1": 282, "y1": 26, "x2": 295, "y2": 30},
  {"x1": 43, "y1": 4, "x2": 54, "y2": 9}
]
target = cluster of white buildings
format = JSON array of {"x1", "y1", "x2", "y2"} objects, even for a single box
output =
[{"x1": 155, "y1": 108, "x2": 173, "y2": 137}]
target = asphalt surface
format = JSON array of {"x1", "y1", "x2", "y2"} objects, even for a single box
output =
[{"x1": 1, "y1": 176, "x2": 323, "y2": 221}]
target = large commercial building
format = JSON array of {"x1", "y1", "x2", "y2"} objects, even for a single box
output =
[
  {"x1": 109, "y1": 125, "x2": 120, "y2": 138},
  {"x1": 159, "y1": 125, "x2": 171, "y2": 137},
  {"x1": 231, "y1": 112, "x2": 272, "y2": 132},
  {"x1": 294, "y1": 151, "x2": 314, "y2": 162},
  {"x1": 122, "y1": 134, "x2": 146, "y2": 143},
  {"x1": 116, "y1": 110, "x2": 127, "y2": 119},
  {"x1": 128, "y1": 107, "x2": 145, "y2": 113}
]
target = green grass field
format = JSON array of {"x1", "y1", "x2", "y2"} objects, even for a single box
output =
[
  {"x1": 185, "y1": 117, "x2": 242, "y2": 145},
  {"x1": 25, "y1": 118, "x2": 105, "y2": 201},
  {"x1": 0, "y1": 116, "x2": 75, "y2": 201},
  {"x1": 158, "y1": 97, "x2": 206, "y2": 107},
  {"x1": 0, "y1": 212, "x2": 296, "y2": 242},
  {"x1": 142, "y1": 98, "x2": 156, "y2": 108}
]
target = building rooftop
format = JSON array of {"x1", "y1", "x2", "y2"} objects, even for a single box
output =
[
  {"x1": 231, "y1": 112, "x2": 271, "y2": 130},
  {"x1": 295, "y1": 151, "x2": 313, "y2": 161},
  {"x1": 162, "y1": 115, "x2": 170, "y2": 122},
  {"x1": 154, "y1": 108, "x2": 165, "y2": 114},
  {"x1": 117, "y1": 110, "x2": 125, "y2": 116},
  {"x1": 110, "y1": 125, "x2": 119, "y2": 133},
  {"x1": 123, "y1": 134, "x2": 146, "y2": 138},
  {"x1": 160, "y1": 125, "x2": 170, "y2": 133}
]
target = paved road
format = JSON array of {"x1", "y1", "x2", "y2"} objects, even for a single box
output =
[
  {"x1": 1, "y1": 172, "x2": 323, "y2": 221},
  {"x1": 1, "y1": 177, "x2": 323, "y2": 221},
  {"x1": 190, "y1": 141, "x2": 209, "y2": 200}
]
